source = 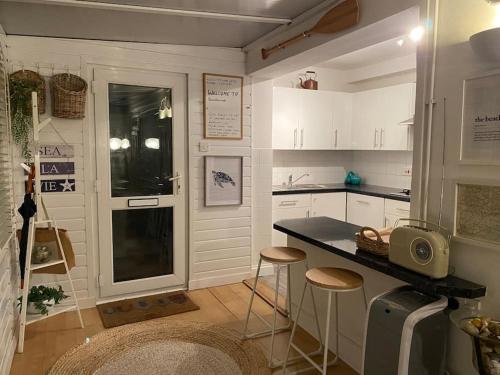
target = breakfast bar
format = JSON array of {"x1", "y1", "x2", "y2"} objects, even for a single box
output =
[
  {"x1": 274, "y1": 217, "x2": 486, "y2": 299},
  {"x1": 272, "y1": 217, "x2": 487, "y2": 373}
]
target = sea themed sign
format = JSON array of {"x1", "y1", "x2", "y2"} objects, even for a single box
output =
[
  {"x1": 203, "y1": 73, "x2": 243, "y2": 140},
  {"x1": 204, "y1": 156, "x2": 242, "y2": 206},
  {"x1": 40, "y1": 179, "x2": 76, "y2": 193},
  {"x1": 40, "y1": 162, "x2": 75, "y2": 175},
  {"x1": 39, "y1": 144, "x2": 74, "y2": 158},
  {"x1": 460, "y1": 72, "x2": 500, "y2": 164}
]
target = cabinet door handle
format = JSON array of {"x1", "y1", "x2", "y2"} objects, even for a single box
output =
[
  {"x1": 300, "y1": 129, "x2": 304, "y2": 148},
  {"x1": 294, "y1": 129, "x2": 297, "y2": 148},
  {"x1": 374, "y1": 129, "x2": 378, "y2": 148},
  {"x1": 306, "y1": 209, "x2": 310, "y2": 218},
  {"x1": 380, "y1": 128, "x2": 384, "y2": 148},
  {"x1": 335, "y1": 129, "x2": 338, "y2": 147},
  {"x1": 279, "y1": 200, "x2": 298, "y2": 207},
  {"x1": 356, "y1": 200, "x2": 370, "y2": 205}
]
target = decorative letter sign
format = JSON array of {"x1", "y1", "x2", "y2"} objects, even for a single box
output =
[
  {"x1": 40, "y1": 162, "x2": 75, "y2": 175},
  {"x1": 203, "y1": 73, "x2": 243, "y2": 139},
  {"x1": 40, "y1": 179, "x2": 76, "y2": 193},
  {"x1": 39, "y1": 144, "x2": 74, "y2": 158}
]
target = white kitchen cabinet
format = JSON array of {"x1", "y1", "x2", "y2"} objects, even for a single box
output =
[
  {"x1": 384, "y1": 199, "x2": 410, "y2": 227},
  {"x1": 272, "y1": 194, "x2": 311, "y2": 246},
  {"x1": 299, "y1": 90, "x2": 335, "y2": 150},
  {"x1": 272, "y1": 88, "x2": 352, "y2": 150},
  {"x1": 346, "y1": 193, "x2": 385, "y2": 228},
  {"x1": 331, "y1": 92, "x2": 353, "y2": 149},
  {"x1": 311, "y1": 192, "x2": 346, "y2": 221},
  {"x1": 351, "y1": 83, "x2": 415, "y2": 151},
  {"x1": 378, "y1": 83, "x2": 414, "y2": 150},
  {"x1": 272, "y1": 87, "x2": 300, "y2": 149}
]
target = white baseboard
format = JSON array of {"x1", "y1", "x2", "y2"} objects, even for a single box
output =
[
  {"x1": 189, "y1": 271, "x2": 252, "y2": 290},
  {"x1": 252, "y1": 263, "x2": 274, "y2": 277}
]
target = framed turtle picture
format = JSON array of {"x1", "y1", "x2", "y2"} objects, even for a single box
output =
[{"x1": 205, "y1": 156, "x2": 243, "y2": 206}]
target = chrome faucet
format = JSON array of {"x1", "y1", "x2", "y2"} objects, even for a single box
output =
[{"x1": 287, "y1": 173, "x2": 310, "y2": 188}]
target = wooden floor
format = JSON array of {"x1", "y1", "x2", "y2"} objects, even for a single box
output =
[{"x1": 10, "y1": 283, "x2": 358, "y2": 375}]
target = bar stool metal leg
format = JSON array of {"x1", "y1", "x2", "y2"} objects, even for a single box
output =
[
  {"x1": 242, "y1": 258, "x2": 262, "y2": 338},
  {"x1": 268, "y1": 264, "x2": 281, "y2": 367},
  {"x1": 282, "y1": 282, "x2": 307, "y2": 373}
]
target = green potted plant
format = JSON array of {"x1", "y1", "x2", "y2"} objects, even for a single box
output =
[
  {"x1": 18, "y1": 285, "x2": 68, "y2": 315},
  {"x1": 9, "y1": 74, "x2": 43, "y2": 161}
]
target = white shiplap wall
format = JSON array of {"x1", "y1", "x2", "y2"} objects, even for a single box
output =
[
  {"x1": 6, "y1": 36, "x2": 251, "y2": 303},
  {"x1": 0, "y1": 30, "x2": 18, "y2": 375}
]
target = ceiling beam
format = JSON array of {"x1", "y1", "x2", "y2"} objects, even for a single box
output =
[{"x1": 10, "y1": 0, "x2": 292, "y2": 24}]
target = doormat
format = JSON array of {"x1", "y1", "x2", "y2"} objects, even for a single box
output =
[
  {"x1": 97, "y1": 291, "x2": 200, "y2": 328},
  {"x1": 242, "y1": 278, "x2": 288, "y2": 317}
]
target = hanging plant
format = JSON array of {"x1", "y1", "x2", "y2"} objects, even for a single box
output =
[{"x1": 9, "y1": 70, "x2": 45, "y2": 161}]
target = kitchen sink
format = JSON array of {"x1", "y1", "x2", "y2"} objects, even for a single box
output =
[{"x1": 276, "y1": 184, "x2": 327, "y2": 190}]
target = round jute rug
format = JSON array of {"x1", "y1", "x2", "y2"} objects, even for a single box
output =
[{"x1": 49, "y1": 320, "x2": 271, "y2": 375}]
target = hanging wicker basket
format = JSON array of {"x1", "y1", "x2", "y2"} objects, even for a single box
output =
[
  {"x1": 9, "y1": 70, "x2": 46, "y2": 114},
  {"x1": 51, "y1": 73, "x2": 87, "y2": 119}
]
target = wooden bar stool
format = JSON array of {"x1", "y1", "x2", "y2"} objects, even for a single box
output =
[
  {"x1": 283, "y1": 267, "x2": 368, "y2": 374},
  {"x1": 242, "y1": 247, "x2": 323, "y2": 368}
]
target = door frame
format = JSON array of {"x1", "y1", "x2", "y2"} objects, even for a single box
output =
[{"x1": 92, "y1": 66, "x2": 188, "y2": 298}]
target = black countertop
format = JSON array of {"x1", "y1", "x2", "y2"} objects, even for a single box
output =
[
  {"x1": 273, "y1": 217, "x2": 486, "y2": 299},
  {"x1": 272, "y1": 183, "x2": 411, "y2": 202}
]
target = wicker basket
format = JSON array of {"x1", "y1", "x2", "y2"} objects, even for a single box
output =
[
  {"x1": 355, "y1": 227, "x2": 391, "y2": 257},
  {"x1": 9, "y1": 70, "x2": 46, "y2": 114},
  {"x1": 51, "y1": 73, "x2": 87, "y2": 119}
]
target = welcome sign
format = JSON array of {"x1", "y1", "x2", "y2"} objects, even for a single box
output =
[{"x1": 203, "y1": 73, "x2": 243, "y2": 140}]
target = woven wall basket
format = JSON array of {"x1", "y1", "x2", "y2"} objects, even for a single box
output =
[
  {"x1": 51, "y1": 73, "x2": 87, "y2": 119},
  {"x1": 9, "y1": 70, "x2": 46, "y2": 114}
]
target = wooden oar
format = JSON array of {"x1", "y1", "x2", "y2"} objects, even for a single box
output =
[{"x1": 261, "y1": 0, "x2": 360, "y2": 60}]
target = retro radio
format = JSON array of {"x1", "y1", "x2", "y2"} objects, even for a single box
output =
[{"x1": 389, "y1": 219, "x2": 450, "y2": 279}]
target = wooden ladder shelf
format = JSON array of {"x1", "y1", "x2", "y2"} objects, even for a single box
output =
[{"x1": 17, "y1": 92, "x2": 84, "y2": 353}]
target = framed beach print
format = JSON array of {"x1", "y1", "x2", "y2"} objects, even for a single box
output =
[
  {"x1": 205, "y1": 156, "x2": 243, "y2": 206},
  {"x1": 460, "y1": 71, "x2": 500, "y2": 164},
  {"x1": 203, "y1": 73, "x2": 243, "y2": 140}
]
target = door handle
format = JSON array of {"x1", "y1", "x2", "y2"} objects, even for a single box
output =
[
  {"x1": 335, "y1": 129, "x2": 338, "y2": 147},
  {"x1": 300, "y1": 129, "x2": 304, "y2": 148},
  {"x1": 294, "y1": 129, "x2": 297, "y2": 148},
  {"x1": 374, "y1": 129, "x2": 378, "y2": 148},
  {"x1": 168, "y1": 173, "x2": 182, "y2": 194},
  {"x1": 380, "y1": 128, "x2": 384, "y2": 148}
]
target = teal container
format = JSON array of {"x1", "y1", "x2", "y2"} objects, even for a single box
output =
[{"x1": 345, "y1": 171, "x2": 362, "y2": 185}]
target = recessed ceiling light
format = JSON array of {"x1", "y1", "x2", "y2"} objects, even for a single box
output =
[
  {"x1": 397, "y1": 39, "x2": 404, "y2": 46},
  {"x1": 410, "y1": 26, "x2": 425, "y2": 42}
]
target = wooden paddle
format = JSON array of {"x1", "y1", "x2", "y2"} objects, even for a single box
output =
[{"x1": 261, "y1": 0, "x2": 360, "y2": 60}]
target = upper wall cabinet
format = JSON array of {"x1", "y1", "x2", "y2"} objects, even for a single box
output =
[
  {"x1": 272, "y1": 87, "x2": 352, "y2": 150},
  {"x1": 351, "y1": 83, "x2": 415, "y2": 151},
  {"x1": 272, "y1": 83, "x2": 415, "y2": 151}
]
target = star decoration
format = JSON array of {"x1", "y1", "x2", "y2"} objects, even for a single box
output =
[{"x1": 59, "y1": 179, "x2": 75, "y2": 192}]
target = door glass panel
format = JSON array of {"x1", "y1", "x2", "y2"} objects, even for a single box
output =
[
  {"x1": 112, "y1": 207, "x2": 173, "y2": 282},
  {"x1": 108, "y1": 83, "x2": 173, "y2": 197}
]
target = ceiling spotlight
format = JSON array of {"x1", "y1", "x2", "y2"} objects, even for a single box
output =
[
  {"x1": 397, "y1": 39, "x2": 404, "y2": 46},
  {"x1": 410, "y1": 26, "x2": 425, "y2": 42}
]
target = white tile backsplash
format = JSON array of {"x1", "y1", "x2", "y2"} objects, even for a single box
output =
[{"x1": 273, "y1": 150, "x2": 412, "y2": 189}]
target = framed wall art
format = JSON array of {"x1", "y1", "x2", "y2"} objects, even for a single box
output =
[
  {"x1": 205, "y1": 156, "x2": 243, "y2": 206},
  {"x1": 455, "y1": 182, "x2": 500, "y2": 245},
  {"x1": 460, "y1": 71, "x2": 500, "y2": 165},
  {"x1": 203, "y1": 73, "x2": 243, "y2": 140}
]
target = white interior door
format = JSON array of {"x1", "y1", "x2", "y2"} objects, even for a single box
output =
[{"x1": 94, "y1": 67, "x2": 186, "y2": 297}]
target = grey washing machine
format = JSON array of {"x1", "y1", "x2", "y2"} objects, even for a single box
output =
[{"x1": 362, "y1": 286, "x2": 449, "y2": 375}]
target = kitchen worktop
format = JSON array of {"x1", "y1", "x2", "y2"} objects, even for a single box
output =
[
  {"x1": 273, "y1": 217, "x2": 486, "y2": 299},
  {"x1": 272, "y1": 183, "x2": 410, "y2": 202}
]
